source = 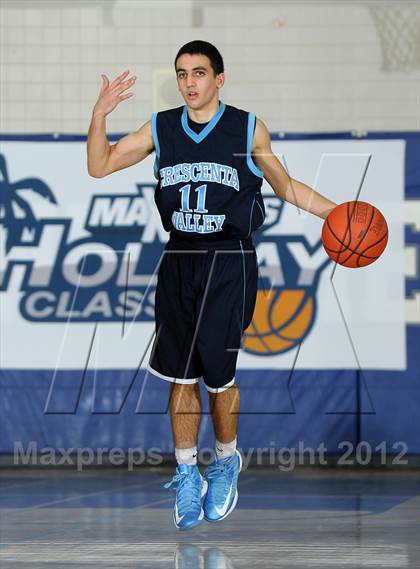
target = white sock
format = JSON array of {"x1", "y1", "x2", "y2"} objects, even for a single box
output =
[
  {"x1": 215, "y1": 437, "x2": 237, "y2": 460},
  {"x1": 175, "y1": 446, "x2": 198, "y2": 465}
]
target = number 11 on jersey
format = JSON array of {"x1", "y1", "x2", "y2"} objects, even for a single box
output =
[{"x1": 179, "y1": 184, "x2": 208, "y2": 213}]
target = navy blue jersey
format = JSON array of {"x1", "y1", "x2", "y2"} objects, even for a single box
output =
[{"x1": 150, "y1": 100, "x2": 265, "y2": 242}]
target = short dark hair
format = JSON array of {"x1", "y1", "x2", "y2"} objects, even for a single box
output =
[{"x1": 174, "y1": 40, "x2": 224, "y2": 76}]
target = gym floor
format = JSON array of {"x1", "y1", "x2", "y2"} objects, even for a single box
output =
[{"x1": 1, "y1": 467, "x2": 419, "y2": 568}]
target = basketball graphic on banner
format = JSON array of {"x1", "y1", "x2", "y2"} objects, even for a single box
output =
[{"x1": 243, "y1": 289, "x2": 315, "y2": 354}]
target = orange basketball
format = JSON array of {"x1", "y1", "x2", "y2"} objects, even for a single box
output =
[{"x1": 321, "y1": 201, "x2": 388, "y2": 268}]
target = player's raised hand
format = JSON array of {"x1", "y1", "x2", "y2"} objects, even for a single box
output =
[{"x1": 92, "y1": 69, "x2": 137, "y2": 117}]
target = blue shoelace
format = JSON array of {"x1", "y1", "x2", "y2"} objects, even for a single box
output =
[
  {"x1": 164, "y1": 471, "x2": 201, "y2": 515},
  {"x1": 205, "y1": 455, "x2": 236, "y2": 502}
]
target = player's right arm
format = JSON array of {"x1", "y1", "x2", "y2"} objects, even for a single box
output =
[{"x1": 87, "y1": 70, "x2": 154, "y2": 178}]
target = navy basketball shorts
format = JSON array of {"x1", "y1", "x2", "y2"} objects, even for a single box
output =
[{"x1": 147, "y1": 235, "x2": 258, "y2": 393}]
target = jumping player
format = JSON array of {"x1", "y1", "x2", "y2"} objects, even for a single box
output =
[{"x1": 87, "y1": 40, "x2": 337, "y2": 531}]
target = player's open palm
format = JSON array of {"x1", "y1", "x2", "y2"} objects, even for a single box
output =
[{"x1": 93, "y1": 69, "x2": 137, "y2": 117}]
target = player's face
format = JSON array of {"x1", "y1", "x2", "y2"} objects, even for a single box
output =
[{"x1": 175, "y1": 53, "x2": 224, "y2": 110}]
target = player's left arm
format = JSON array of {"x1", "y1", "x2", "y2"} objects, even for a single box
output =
[{"x1": 252, "y1": 118, "x2": 337, "y2": 220}]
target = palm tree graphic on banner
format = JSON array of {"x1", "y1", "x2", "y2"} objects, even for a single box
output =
[{"x1": 0, "y1": 153, "x2": 57, "y2": 253}]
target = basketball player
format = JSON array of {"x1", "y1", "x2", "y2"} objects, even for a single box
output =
[{"x1": 87, "y1": 41, "x2": 337, "y2": 531}]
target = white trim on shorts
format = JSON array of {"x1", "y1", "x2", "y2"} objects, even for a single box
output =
[
  {"x1": 205, "y1": 377, "x2": 236, "y2": 393},
  {"x1": 147, "y1": 364, "x2": 200, "y2": 384}
]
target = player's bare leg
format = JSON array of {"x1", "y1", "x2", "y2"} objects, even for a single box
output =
[
  {"x1": 169, "y1": 383, "x2": 201, "y2": 449},
  {"x1": 208, "y1": 384, "x2": 240, "y2": 444},
  {"x1": 203, "y1": 384, "x2": 242, "y2": 522}
]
